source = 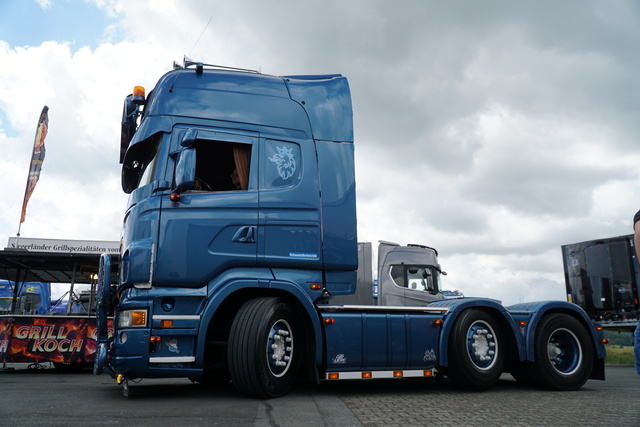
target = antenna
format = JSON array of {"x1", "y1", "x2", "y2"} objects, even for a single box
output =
[{"x1": 188, "y1": 17, "x2": 212, "y2": 58}]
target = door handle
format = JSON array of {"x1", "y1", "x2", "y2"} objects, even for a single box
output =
[{"x1": 232, "y1": 226, "x2": 256, "y2": 243}]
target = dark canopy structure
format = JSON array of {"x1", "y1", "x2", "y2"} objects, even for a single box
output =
[{"x1": 0, "y1": 249, "x2": 119, "y2": 284}]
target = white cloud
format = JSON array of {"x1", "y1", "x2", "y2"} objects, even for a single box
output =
[{"x1": 36, "y1": 0, "x2": 53, "y2": 10}]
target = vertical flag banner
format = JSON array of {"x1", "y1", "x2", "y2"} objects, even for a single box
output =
[{"x1": 20, "y1": 106, "x2": 49, "y2": 224}]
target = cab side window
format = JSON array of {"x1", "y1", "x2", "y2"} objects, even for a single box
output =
[
  {"x1": 389, "y1": 265, "x2": 433, "y2": 292},
  {"x1": 192, "y1": 140, "x2": 251, "y2": 192}
]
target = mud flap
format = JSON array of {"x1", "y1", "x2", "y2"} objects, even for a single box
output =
[{"x1": 93, "y1": 253, "x2": 113, "y2": 376}]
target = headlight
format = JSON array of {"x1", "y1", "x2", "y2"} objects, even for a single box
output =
[{"x1": 118, "y1": 309, "x2": 148, "y2": 328}]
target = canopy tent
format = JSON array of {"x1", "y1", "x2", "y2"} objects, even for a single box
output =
[{"x1": 0, "y1": 249, "x2": 119, "y2": 285}]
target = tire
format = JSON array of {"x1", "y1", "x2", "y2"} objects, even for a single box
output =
[
  {"x1": 228, "y1": 297, "x2": 300, "y2": 398},
  {"x1": 446, "y1": 309, "x2": 505, "y2": 389},
  {"x1": 529, "y1": 313, "x2": 593, "y2": 390}
]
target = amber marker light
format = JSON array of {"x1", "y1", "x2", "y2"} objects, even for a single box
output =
[
  {"x1": 150, "y1": 336, "x2": 161, "y2": 344},
  {"x1": 132, "y1": 85, "x2": 146, "y2": 105},
  {"x1": 161, "y1": 320, "x2": 173, "y2": 328},
  {"x1": 362, "y1": 372, "x2": 372, "y2": 379},
  {"x1": 595, "y1": 326, "x2": 603, "y2": 332},
  {"x1": 423, "y1": 370, "x2": 433, "y2": 377},
  {"x1": 601, "y1": 338, "x2": 610, "y2": 344},
  {"x1": 324, "y1": 317, "x2": 335, "y2": 325},
  {"x1": 131, "y1": 311, "x2": 147, "y2": 326},
  {"x1": 328, "y1": 373, "x2": 339, "y2": 380},
  {"x1": 310, "y1": 283, "x2": 322, "y2": 290},
  {"x1": 519, "y1": 321, "x2": 527, "y2": 327},
  {"x1": 433, "y1": 319, "x2": 443, "y2": 326},
  {"x1": 393, "y1": 371, "x2": 403, "y2": 378}
]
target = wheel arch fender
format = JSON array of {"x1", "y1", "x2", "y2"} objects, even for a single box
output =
[
  {"x1": 196, "y1": 273, "x2": 322, "y2": 369},
  {"x1": 434, "y1": 298, "x2": 522, "y2": 368},
  {"x1": 507, "y1": 300, "x2": 606, "y2": 362}
]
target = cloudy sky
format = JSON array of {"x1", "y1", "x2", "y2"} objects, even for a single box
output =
[{"x1": 1, "y1": 0, "x2": 639, "y2": 305}]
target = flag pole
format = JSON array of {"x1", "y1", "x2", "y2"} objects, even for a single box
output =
[{"x1": 16, "y1": 105, "x2": 49, "y2": 246}]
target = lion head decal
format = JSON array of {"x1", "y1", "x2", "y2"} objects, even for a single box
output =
[{"x1": 268, "y1": 146, "x2": 297, "y2": 180}]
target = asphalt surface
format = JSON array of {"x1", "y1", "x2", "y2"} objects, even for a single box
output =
[{"x1": 0, "y1": 364, "x2": 638, "y2": 426}]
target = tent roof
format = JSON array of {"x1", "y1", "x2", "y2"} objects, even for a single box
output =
[{"x1": 0, "y1": 249, "x2": 119, "y2": 285}]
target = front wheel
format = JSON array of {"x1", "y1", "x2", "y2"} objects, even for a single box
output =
[
  {"x1": 446, "y1": 309, "x2": 505, "y2": 389},
  {"x1": 228, "y1": 297, "x2": 300, "y2": 398},
  {"x1": 529, "y1": 313, "x2": 593, "y2": 390}
]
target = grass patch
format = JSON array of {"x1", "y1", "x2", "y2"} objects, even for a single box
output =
[{"x1": 605, "y1": 345, "x2": 634, "y2": 365}]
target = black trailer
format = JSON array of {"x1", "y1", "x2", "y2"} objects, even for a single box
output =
[{"x1": 562, "y1": 235, "x2": 639, "y2": 330}]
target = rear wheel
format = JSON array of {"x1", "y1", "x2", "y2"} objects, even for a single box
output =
[
  {"x1": 529, "y1": 313, "x2": 593, "y2": 390},
  {"x1": 446, "y1": 309, "x2": 504, "y2": 389},
  {"x1": 228, "y1": 297, "x2": 300, "y2": 398}
]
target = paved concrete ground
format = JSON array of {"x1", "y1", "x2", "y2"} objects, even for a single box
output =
[
  {"x1": 1, "y1": 363, "x2": 638, "y2": 426},
  {"x1": 330, "y1": 366, "x2": 640, "y2": 426}
]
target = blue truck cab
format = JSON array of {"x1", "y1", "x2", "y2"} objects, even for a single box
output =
[{"x1": 94, "y1": 62, "x2": 605, "y2": 398}]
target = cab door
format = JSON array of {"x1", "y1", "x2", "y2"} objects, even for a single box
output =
[
  {"x1": 257, "y1": 138, "x2": 323, "y2": 270},
  {"x1": 154, "y1": 128, "x2": 259, "y2": 287}
]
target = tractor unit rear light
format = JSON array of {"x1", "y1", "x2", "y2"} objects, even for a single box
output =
[{"x1": 118, "y1": 309, "x2": 148, "y2": 328}]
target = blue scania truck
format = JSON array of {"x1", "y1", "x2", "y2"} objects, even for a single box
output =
[{"x1": 94, "y1": 60, "x2": 606, "y2": 397}]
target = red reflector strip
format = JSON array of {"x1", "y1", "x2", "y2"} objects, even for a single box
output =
[{"x1": 326, "y1": 369, "x2": 438, "y2": 380}]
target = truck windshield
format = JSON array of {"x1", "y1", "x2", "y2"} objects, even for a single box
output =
[{"x1": 129, "y1": 135, "x2": 162, "y2": 191}]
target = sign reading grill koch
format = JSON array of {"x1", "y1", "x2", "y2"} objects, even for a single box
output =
[{"x1": 6, "y1": 237, "x2": 119, "y2": 255}]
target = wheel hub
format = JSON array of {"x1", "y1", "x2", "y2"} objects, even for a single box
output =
[
  {"x1": 467, "y1": 321, "x2": 498, "y2": 370},
  {"x1": 546, "y1": 328, "x2": 581, "y2": 375},
  {"x1": 267, "y1": 319, "x2": 293, "y2": 378}
]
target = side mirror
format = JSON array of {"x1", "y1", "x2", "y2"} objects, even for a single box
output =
[
  {"x1": 120, "y1": 95, "x2": 138, "y2": 164},
  {"x1": 174, "y1": 148, "x2": 196, "y2": 194}
]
